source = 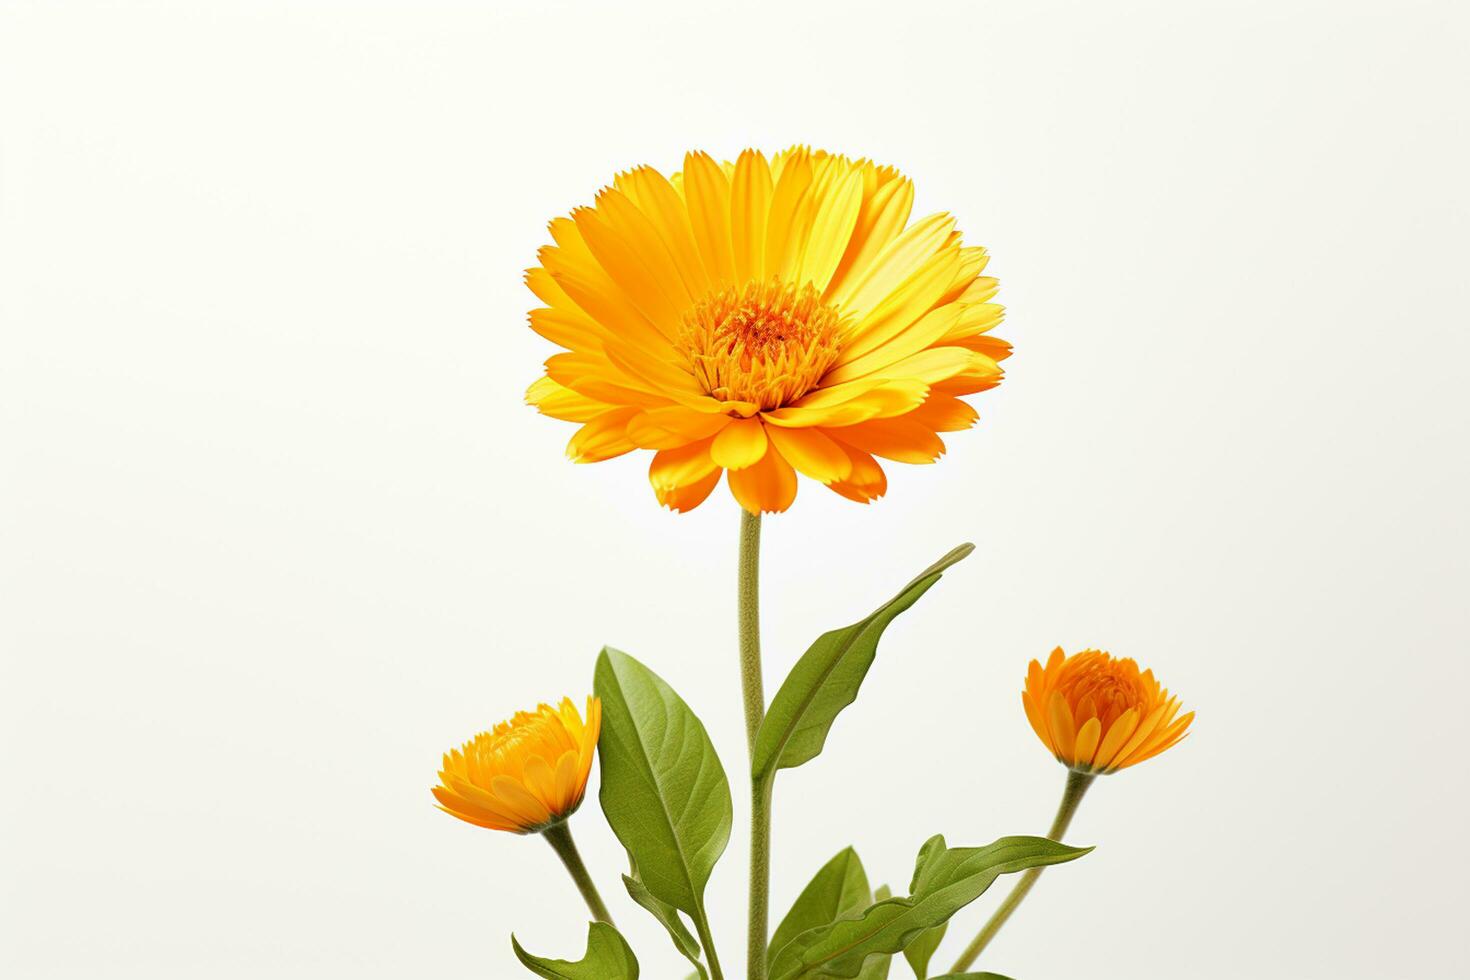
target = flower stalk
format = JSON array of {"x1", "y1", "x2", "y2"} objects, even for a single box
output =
[
  {"x1": 738, "y1": 510, "x2": 772, "y2": 980},
  {"x1": 541, "y1": 821, "x2": 614, "y2": 926},
  {"x1": 950, "y1": 769, "x2": 1095, "y2": 972}
]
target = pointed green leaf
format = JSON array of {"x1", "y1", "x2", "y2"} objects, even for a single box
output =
[
  {"x1": 595, "y1": 647, "x2": 732, "y2": 917},
  {"x1": 902, "y1": 920, "x2": 947, "y2": 978},
  {"x1": 511, "y1": 922, "x2": 639, "y2": 979},
  {"x1": 753, "y1": 544, "x2": 973, "y2": 779},
  {"x1": 623, "y1": 873, "x2": 707, "y2": 979},
  {"x1": 930, "y1": 974, "x2": 1013, "y2": 979},
  {"x1": 770, "y1": 847, "x2": 873, "y2": 966},
  {"x1": 769, "y1": 836, "x2": 1089, "y2": 980}
]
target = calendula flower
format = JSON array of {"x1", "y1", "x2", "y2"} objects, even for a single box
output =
[
  {"x1": 525, "y1": 147, "x2": 1009, "y2": 514},
  {"x1": 1023, "y1": 647, "x2": 1194, "y2": 774},
  {"x1": 433, "y1": 697, "x2": 601, "y2": 833}
]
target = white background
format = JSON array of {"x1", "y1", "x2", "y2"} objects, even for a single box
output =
[{"x1": 3, "y1": 1, "x2": 1467, "y2": 977}]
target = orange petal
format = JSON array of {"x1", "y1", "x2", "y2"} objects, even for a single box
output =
[
  {"x1": 727, "y1": 443, "x2": 798, "y2": 513},
  {"x1": 825, "y1": 417, "x2": 945, "y2": 464},
  {"x1": 654, "y1": 466, "x2": 722, "y2": 512},
  {"x1": 823, "y1": 441, "x2": 887, "y2": 503},
  {"x1": 765, "y1": 425, "x2": 852, "y2": 484},
  {"x1": 710, "y1": 417, "x2": 770, "y2": 470},
  {"x1": 567, "y1": 407, "x2": 640, "y2": 462}
]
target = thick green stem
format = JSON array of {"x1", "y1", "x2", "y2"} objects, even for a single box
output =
[
  {"x1": 541, "y1": 821, "x2": 614, "y2": 926},
  {"x1": 738, "y1": 510, "x2": 771, "y2": 980},
  {"x1": 949, "y1": 769, "x2": 1095, "y2": 972}
]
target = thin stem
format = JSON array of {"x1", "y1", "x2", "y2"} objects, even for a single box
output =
[
  {"x1": 693, "y1": 904, "x2": 727, "y2": 980},
  {"x1": 748, "y1": 775, "x2": 773, "y2": 980},
  {"x1": 737, "y1": 509, "x2": 771, "y2": 980},
  {"x1": 738, "y1": 510, "x2": 765, "y2": 752},
  {"x1": 949, "y1": 769, "x2": 1095, "y2": 973},
  {"x1": 541, "y1": 821, "x2": 614, "y2": 926}
]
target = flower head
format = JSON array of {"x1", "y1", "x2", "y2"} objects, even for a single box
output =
[
  {"x1": 433, "y1": 696, "x2": 601, "y2": 833},
  {"x1": 525, "y1": 147, "x2": 1009, "y2": 514},
  {"x1": 1023, "y1": 648, "x2": 1193, "y2": 774}
]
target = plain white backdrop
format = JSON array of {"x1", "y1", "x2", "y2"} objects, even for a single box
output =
[{"x1": 3, "y1": 1, "x2": 1467, "y2": 977}]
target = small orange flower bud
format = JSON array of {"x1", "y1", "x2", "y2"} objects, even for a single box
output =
[
  {"x1": 432, "y1": 696, "x2": 601, "y2": 833},
  {"x1": 1023, "y1": 648, "x2": 1192, "y2": 774}
]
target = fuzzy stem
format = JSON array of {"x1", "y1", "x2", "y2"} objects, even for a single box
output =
[{"x1": 738, "y1": 509, "x2": 771, "y2": 980}]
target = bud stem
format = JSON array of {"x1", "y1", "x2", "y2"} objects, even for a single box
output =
[
  {"x1": 950, "y1": 769, "x2": 1095, "y2": 972},
  {"x1": 541, "y1": 821, "x2": 614, "y2": 926}
]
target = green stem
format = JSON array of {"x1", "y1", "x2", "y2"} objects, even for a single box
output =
[
  {"x1": 693, "y1": 904, "x2": 727, "y2": 980},
  {"x1": 738, "y1": 510, "x2": 765, "y2": 752},
  {"x1": 738, "y1": 510, "x2": 771, "y2": 980},
  {"x1": 949, "y1": 769, "x2": 1095, "y2": 973},
  {"x1": 541, "y1": 821, "x2": 614, "y2": 926},
  {"x1": 749, "y1": 775, "x2": 774, "y2": 980}
]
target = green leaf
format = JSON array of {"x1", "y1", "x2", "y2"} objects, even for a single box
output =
[
  {"x1": 929, "y1": 974, "x2": 1014, "y2": 979},
  {"x1": 856, "y1": 886, "x2": 893, "y2": 979},
  {"x1": 769, "y1": 847, "x2": 873, "y2": 967},
  {"x1": 594, "y1": 647, "x2": 732, "y2": 917},
  {"x1": 769, "y1": 835, "x2": 1089, "y2": 980},
  {"x1": 752, "y1": 544, "x2": 974, "y2": 779},
  {"x1": 901, "y1": 921, "x2": 947, "y2": 978},
  {"x1": 511, "y1": 922, "x2": 639, "y2": 979},
  {"x1": 622, "y1": 873, "x2": 707, "y2": 979},
  {"x1": 857, "y1": 951, "x2": 894, "y2": 979}
]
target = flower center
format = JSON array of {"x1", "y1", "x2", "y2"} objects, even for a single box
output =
[
  {"x1": 1063, "y1": 657, "x2": 1151, "y2": 721},
  {"x1": 679, "y1": 279, "x2": 844, "y2": 411}
]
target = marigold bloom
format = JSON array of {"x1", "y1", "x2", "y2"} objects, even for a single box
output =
[
  {"x1": 433, "y1": 697, "x2": 601, "y2": 833},
  {"x1": 525, "y1": 147, "x2": 1010, "y2": 514},
  {"x1": 1023, "y1": 648, "x2": 1193, "y2": 774}
]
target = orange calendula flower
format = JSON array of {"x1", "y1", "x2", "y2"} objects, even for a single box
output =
[
  {"x1": 433, "y1": 697, "x2": 601, "y2": 833},
  {"x1": 1023, "y1": 648, "x2": 1193, "y2": 774},
  {"x1": 525, "y1": 146, "x2": 1010, "y2": 514}
]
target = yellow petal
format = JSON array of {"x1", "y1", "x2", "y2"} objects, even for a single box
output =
[
  {"x1": 730, "y1": 149, "x2": 773, "y2": 283},
  {"x1": 796, "y1": 168, "x2": 864, "y2": 293},
  {"x1": 614, "y1": 165, "x2": 710, "y2": 298},
  {"x1": 825, "y1": 173, "x2": 914, "y2": 301},
  {"x1": 683, "y1": 151, "x2": 736, "y2": 285},
  {"x1": 843, "y1": 247, "x2": 963, "y2": 361},
  {"x1": 835, "y1": 212, "x2": 956, "y2": 316},
  {"x1": 491, "y1": 775, "x2": 553, "y2": 829},
  {"x1": 764, "y1": 147, "x2": 813, "y2": 279},
  {"x1": 526, "y1": 377, "x2": 611, "y2": 423}
]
